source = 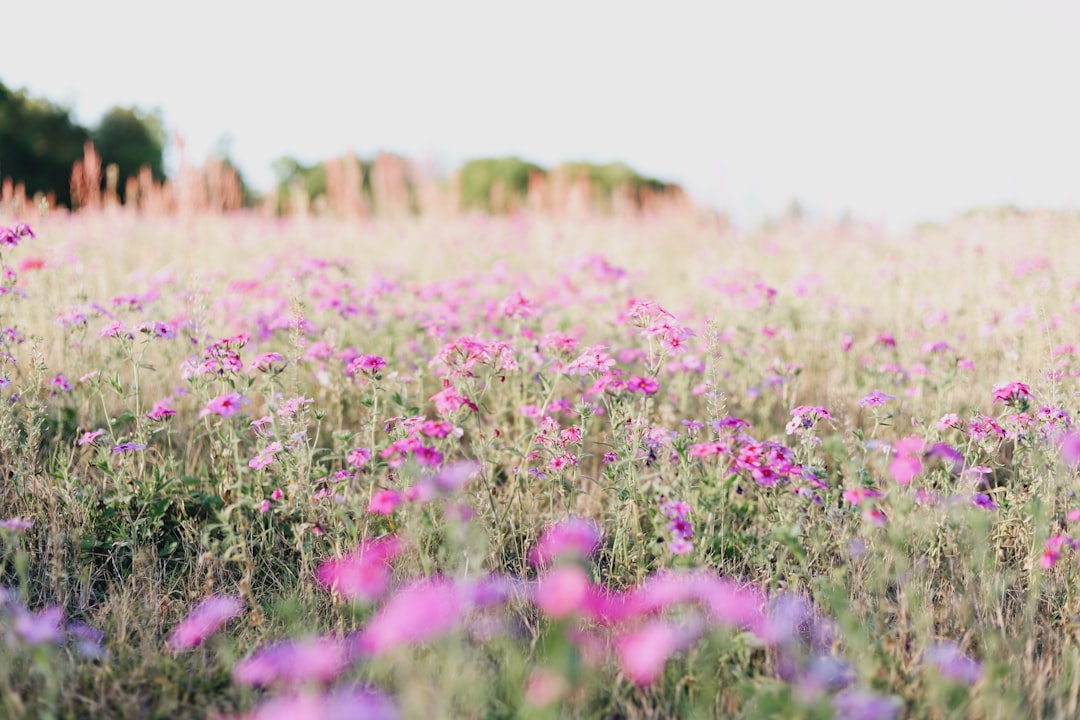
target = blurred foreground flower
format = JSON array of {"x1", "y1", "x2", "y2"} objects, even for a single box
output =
[{"x1": 167, "y1": 595, "x2": 243, "y2": 651}]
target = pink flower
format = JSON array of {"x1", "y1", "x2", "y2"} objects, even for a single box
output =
[
  {"x1": 315, "y1": 536, "x2": 400, "y2": 602},
  {"x1": 146, "y1": 400, "x2": 176, "y2": 421},
  {"x1": 936, "y1": 413, "x2": 963, "y2": 430},
  {"x1": 233, "y1": 635, "x2": 349, "y2": 687},
  {"x1": 99, "y1": 320, "x2": 131, "y2": 338},
  {"x1": 249, "y1": 442, "x2": 283, "y2": 470},
  {"x1": 346, "y1": 354, "x2": 387, "y2": 376},
  {"x1": 430, "y1": 383, "x2": 474, "y2": 416},
  {"x1": 858, "y1": 390, "x2": 895, "y2": 408},
  {"x1": 167, "y1": 595, "x2": 243, "y2": 651},
  {"x1": 617, "y1": 619, "x2": 704, "y2": 685},
  {"x1": 353, "y1": 579, "x2": 464, "y2": 656},
  {"x1": 529, "y1": 517, "x2": 601, "y2": 567},
  {"x1": 889, "y1": 436, "x2": 924, "y2": 485},
  {"x1": 78, "y1": 429, "x2": 105, "y2": 446},
  {"x1": 51, "y1": 374, "x2": 72, "y2": 392},
  {"x1": 248, "y1": 352, "x2": 286, "y2": 373},
  {"x1": 992, "y1": 381, "x2": 1033, "y2": 406},
  {"x1": 533, "y1": 565, "x2": 591, "y2": 619},
  {"x1": 367, "y1": 489, "x2": 402, "y2": 515},
  {"x1": 434, "y1": 461, "x2": 481, "y2": 493},
  {"x1": 668, "y1": 537, "x2": 694, "y2": 555},
  {"x1": 862, "y1": 508, "x2": 888, "y2": 527},
  {"x1": 626, "y1": 376, "x2": 659, "y2": 394},
  {"x1": 199, "y1": 392, "x2": 249, "y2": 418},
  {"x1": 843, "y1": 487, "x2": 884, "y2": 505},
  {"x1": 1060, "y1": 432, "x2": 1080, "y2": 467},
  {"x1": 347, "y1": 447, "x2": 372, "y2": 468},
  {"x1": 414, "y1": 445, "x2": 443, "y2": 467},
  {"x1": 0, "y1": 517, "x2": 32, "y2": 531}
]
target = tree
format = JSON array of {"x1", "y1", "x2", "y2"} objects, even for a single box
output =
[
  {"x1": 92, "y1": 106, "x2": 166, "y2": 200},
  {"x1": 0, "y1": 79, "x2": 90, "y2": 208},
  {"x1": 458, "y1": 157, "x2": 543, "y2": 212}
]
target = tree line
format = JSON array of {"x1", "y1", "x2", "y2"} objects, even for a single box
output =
[{"x1": 1, "y1": 79, "x2": 685, "y2": 215}]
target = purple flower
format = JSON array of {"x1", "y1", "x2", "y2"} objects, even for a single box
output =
[
  {"x1": 858, "y1": 390, "x2": 896, "y2": 408},
  {"x1": 0, "y1": 517, "x2": 32, "y2": 531},
  {"x1": 925, "y1": 641, "x2": 982, "y2": 685},
  {"x1": 833, "y1": 689, "x2": 903, "y2": 720},
  {"x1": 973, "y1": 493, "x2": 998, "y2": 510},
  {"x1": 234, "y1": 636, "x2": 349, "y2": 687},
  {"x1": 14, "y1": 606, "x2": 64, "y2": 646},
  {"x1": 112, "y1": 442, "x2": 146, "y2": 453}
]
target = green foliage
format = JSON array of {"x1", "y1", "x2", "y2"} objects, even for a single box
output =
[
  {"x1": 272, "y1": 156, "x2": 328, "y2": 213},
  {"x1": 92, "y1": 106, "x2": 167, "y2": 199},
  {"x1": 0, "y1": 80, "x2": 90, "y2": 208},
  {"x1": 458, "y1": 156, "x2": 543, "y2": 212}
]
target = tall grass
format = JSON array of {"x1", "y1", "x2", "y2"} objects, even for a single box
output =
[{"x1": 0, "y1": 207, "x2": 1079, "y2": 718}]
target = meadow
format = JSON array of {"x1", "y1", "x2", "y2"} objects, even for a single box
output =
[{"x1": 1, "y1": 206, "x2": 1079, "y2": 719}]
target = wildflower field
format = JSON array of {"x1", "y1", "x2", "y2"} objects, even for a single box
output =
[{"x1": 2, "y1": 208, "x2": 1080, "y2": 719}]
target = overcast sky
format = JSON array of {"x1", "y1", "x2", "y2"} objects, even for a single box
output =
[{"x1": 5, "y1": 0, "x2": 1079, "y2": 227}]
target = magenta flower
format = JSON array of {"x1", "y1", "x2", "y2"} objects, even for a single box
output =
[
  {"x1": 414, "y1": 445, "x2": 444, "y2": 467},
  {"x1": 1060, "y1": 432, "x2": 1080, "y2": 467},
  {"x1": 51, "y1": 374, "x2": 73, "y2": 392},
  {"x1": 146, "y1": 400, "x2": 176, "y2": 421},
  {"x1": 626, "y1": 376, "x2": 659, "y2": 394},
  {"x1": 167, "y1": 595, "x2": 243, "y2": 651},
  {"x1": 0, "y1": 222, "x2": 33, "y2": 247},
  {"x1": 992, "y1": 381, "x2": 1033, "y2": 406},
  {"x1": 888, "y1": 436, "x2": 924, "y2": 484},
  {"x1": 353, "y1": 579, "x2": 464, "y2": 656},
  {"x1": 347, "y1": 447, "x2": 372, "y2": 468},
  {"x1": 346, "y1": 354, "x2": 387, "y2": 376},
  {"x1": 316, "y1": 536, "x2": 400, "y2": 602},
  {"x1": 367, "y1": 489, "x2": 402, "y2": 515},
  {"x1": 199, "y1": 392, "x2": 249, "y2": 418}
]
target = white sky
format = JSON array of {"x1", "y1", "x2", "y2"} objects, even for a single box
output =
[{"x1": 4, "y1": 0, "x2": 1079, "y2": 228}]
